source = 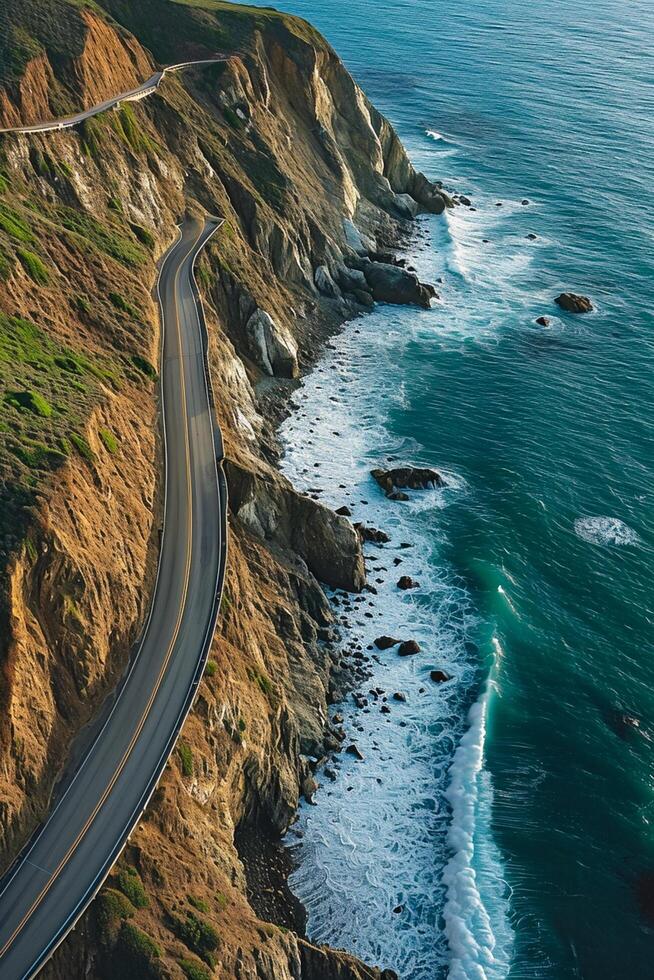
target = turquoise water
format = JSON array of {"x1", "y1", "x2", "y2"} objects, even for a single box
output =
[{"x1": 268, "y1": 1, "x2": 654, "y2": 976}]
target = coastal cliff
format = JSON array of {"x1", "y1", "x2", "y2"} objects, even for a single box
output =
[{"x1": 0, "y1": 1, "x2": 447, "y2": 976}]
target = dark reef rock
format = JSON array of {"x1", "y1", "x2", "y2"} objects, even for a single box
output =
[
  {"x1": 362, "y1": 260, "x2": 437, "y2": 309},
  {"x1": 398, "y1": 640, "x2": 421, "y2": 656},
  {"x1": 374, "y1": 636, "x2": 400, "y2": 650},
  {"x1": 555, "y1": 292, "x2": 593, "y2": 313},
  {"x1": 372, "y1": 466, "x2": 444, "y2": 496},
  {"x1": 430, "y1": 669, "x2": 452, "y2": 683},
  {"x1": 536, "y1": 316, "x2": 551, "y2": 326}
]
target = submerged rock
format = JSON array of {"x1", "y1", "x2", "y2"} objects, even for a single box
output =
[
  {"x1": 397, "y1": 576, "x2": 419, "y2": 590},
  {"x1": 555, "y1": 292, "x2": 593, "y2": 313},
  {"x1": 398, "y1": 640, "x2": 420, "y2": 656},
  {"x1": 430, "y1": 669, "x2": 452, "y2": 683},
  {"x1": 536, "y1": 316, "x2": 551, "y2": 326}
]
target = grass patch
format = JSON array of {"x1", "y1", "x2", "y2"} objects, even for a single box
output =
[
  {"x1": 111, "y1": 104, "x2": 153, "y2": 155},
  {"x1": 70, "y1": 432, "x2": 95, "y2": 464},
  {"x1": 204, "y1": 660, "x2": 217, "y2": 677},
  {"x1": 116, "y1": 866, "x2": 149, "y2": 909},
  {"x1": 12, "y1": 439, "x2": 66, "y2": 471},
  {"x1": 5, "y1": 389, "x2": 52, "y2": 417},
  {"x1": 57, "y1": 206, "x2": 146, "y2": 268},
  {"x1": 109, "y1": 291, "x2": 138, "y2": 316},
  {"x1": 178, "y1": 741, "x2": 193, "y2": 778},
  {"x1": 99, "y1": 428, "x2": 118, "y2": 453},
  {"x1": 0, "y1": 203, "x2": 33, "y2": 243},
  {"x1": 116, "y1": 922, "x2": 162, "y2": 978},
  {"x1": 17, "y1": 248, "x2": 50, "y2": 285},
  {"x1": 188, "y1": 895, "x2": 209, "y2": 913},
  {"x1": 179, "y1": 959, "x2": 212, "y2": 980}
]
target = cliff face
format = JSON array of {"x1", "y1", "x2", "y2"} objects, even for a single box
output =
[{"x1": 0, "y1": 2, "x2": 446, "y2": 977}]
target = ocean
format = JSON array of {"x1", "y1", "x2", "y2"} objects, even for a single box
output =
[{"x1": 257, "y1": 1, "x2": 654, "y2": 976}]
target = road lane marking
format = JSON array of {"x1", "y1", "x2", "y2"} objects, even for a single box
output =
[{"x1": 0, "y1": 231, "x2": 200, "y2": 962}]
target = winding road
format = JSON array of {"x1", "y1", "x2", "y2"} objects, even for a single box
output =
[
  {"x1": 0, "y1": 217, "x2": 228, "y2": 979},
  {"x1": 0, "y1": 59, "x2": 224, "y2": 135}
]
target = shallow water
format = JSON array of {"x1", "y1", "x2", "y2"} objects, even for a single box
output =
[{"x1": 268, "y1": 1, "x2": 654, "y2": 976}]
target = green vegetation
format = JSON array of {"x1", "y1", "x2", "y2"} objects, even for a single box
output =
[
  {"x1": 0, "y1": 173, "x2": 9, "y2": 193},
  {"x1": 17, "y1": 248, "x2": 50, "y2": 284},
  {"x1": 70, "y1": 432, "x2": 95, "y2": 464},
  {"x1": 179, "y1": 959, "x2": 212, "y2": 980},
  {"x1": 238, "y1": 717, "x2": 247, "y2": 733},
  {"x1": 204, "y1": 660, "x2": 217, "y2": 677},
  {"x1": 4, "y1": 390, "x2": 52, "y2": 417},
  {"x1": 131, "y1": 354, "x2": 158, "y2": 379},
  {"x1": 188, "y1": 895, "x2": 210, "y2": 913},
  {"x1": 215, "y1": 892, "x2": 228, "y2": 911},
  {"x1": 222, "y1": 106, "x2": 243, "y2": 130},
  {"x1": 109, "y1": 291, "x2": 138, "y2": 316},
  {"x1": 79, "y1": 116, "x2": 103, "y2": 160},
  {"x1": 57, "y1": 205, "x2": 146, "y2": 268},
  {"x1": 116, "y1": 922, "x2": 162, "y2": 979},
  {"x1": 99, "y1": 428, "x2": 118, "y2": 453},
  {"x1": 247, "y1": 667, "x2": 273, "y2": 698},
  {"x1": 178, "y1": 741, "x2": 194, "y2": 778},
  {"x1": 95, "y1": 888, "x2": 136, "y2": 943},
  {"x1": 130, "y1": 223, "x2": 155, "y2": 249},
  {"x1": 111, "y1": 105, "x2": 154, "y2": 155},
  {"x1": 169, "y1": 909, "x2": 219, "y2": 964},
  {"x1": 116, "y1": 866, "x2": 149, "y2": 909},
  {"x1": 0, "y1": 203, "x2": 33, "y2": 243}
]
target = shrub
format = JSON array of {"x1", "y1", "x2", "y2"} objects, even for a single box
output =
[
  {"x1": 95, "y1": 887, "x2": 136, "y2": 943},
  {"x1": 70, "y1": 432, "x2": 95, "y2": 464},
  {"x1": 131, "y1": 354, "x2": 157, "y2": 379},
  {"x1": 116, "y1": 922, "x2": 162, "y2": 978},
  {"x1": 238, "y1": 717, "x2": 246, "y2": 733},
  {"x1": 169, "y1": 910, "x2": 219, "y2": 962},
  {"x1": 116, "y1": 866, "x2": 149, "y2": 909},
  {"x1": 99, "y1": 428, "x2": 118, "y2": 453},
  {"x1": 17, "y1": 248, "x2": 49, "y2": 284},
  {"x1": 215, "y1": 892, "x2": 228, "y2": 912},
  {"x1": 179, "y1": 959, "x2": 211, "y2": 980},
  {"x1": 204, "y1": 660, "x2": 217, "y2": 678},
  {"x1": 130, "y1": 223, "x2": 155, "y2": 248},
  {"x1": 12, "y1": 440, "x2": 66, "y2": 470},
  {"x1": 178, "y1": 741, "x2": 193, "y2": 778}
]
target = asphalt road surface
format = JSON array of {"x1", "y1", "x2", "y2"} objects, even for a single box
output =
[
  {"x1": 0, "y1": 60, "x2": 223, "y2": 134},
  {"x1": 0, "y1": 217, "x2": 228, "y2": 979}
]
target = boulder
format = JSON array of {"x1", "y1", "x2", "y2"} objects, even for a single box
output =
[
  {"x1": 336, "y1": 264, "x2": 369, "y2": 292},
  {"x1": 536, "y1": 316, "x2": 550, "y2": 326},
  {"x1": 343, "y1": 217, "x2": 376, "y2": 255},
  {"x1": 314, "y1": 265, "x2": 341, "y2": 298},
  {"x1": 245, "y1": 309, "x2": 299, "y2": 378},
  {"x1": 336, "y1": 505, "x2": 352, "y2": 517},
  {"x1": 345, "y1": 743, "x2": 365, "y2": 761},
  {"x1": 371, "y1": 466, "x2": 444, "y2": 495},
  {"x1": 363, "y1": 261, "x2": 437, "y2": 309},
  {"x1": 398, "y1": 640, "x2": 420, "y2": 656},
  {"x1": 374, "y1": 636, "x2": 400, "y2": 650},
  {"x1": 387, "y1": 490, "x2": 410, "y2": 501},
  {"x1": 430, "y1": 669, "x2": 452, "y2": 683},
  {"x1": 555, "y1": 292, "x2": 593, "y2": 313},
  {"x1": 353, "y1": 288, "x2": 375, "y2": 308},
  {"x1": 355, "y1": 524, "x2": 390, "y2": 544},
  {"x1": 397, "y1": 576, "x2": 419, "y2": 590},
  {"x1": 393, "y1": 692, "x2": 407, "y2": 702}
]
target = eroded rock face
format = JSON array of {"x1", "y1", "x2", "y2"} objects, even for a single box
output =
[
  {"x1": 226, "y1": 458, "x2": 366, "y2": 593},
  {"x1": 555, "y1": 292, "x2": 594, "y2": 313},
  {"x1": 246, "y1": 309, "x2": 299, "y2": 378}
]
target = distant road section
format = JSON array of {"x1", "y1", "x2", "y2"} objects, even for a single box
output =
[
  {"x1": 0, "y1": 59, "x2": 224, "y2": 134},
  {"x1": 0, "y1": 217, "x2": 228, "y2": 979}
]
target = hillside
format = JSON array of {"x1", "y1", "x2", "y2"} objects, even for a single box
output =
[{"x1": 0, "y1": 2, "x2": 448, "y2": 977}]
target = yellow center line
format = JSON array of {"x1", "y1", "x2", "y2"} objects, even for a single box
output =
[{"x1": 0, "y1": 229, "x2": 200, "y2": 960}]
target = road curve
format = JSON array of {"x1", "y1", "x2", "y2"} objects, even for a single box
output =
[
  {"x1": 0, "y1": 217, "x2": 228, "y2": 979},
  {"x1": 0, "y1": 59, "x2": 224, "y2": 135}
]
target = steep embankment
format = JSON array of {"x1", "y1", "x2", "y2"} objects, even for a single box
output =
[{"x1": 0, "y1": 1, "x2": 448, "y2": 977}]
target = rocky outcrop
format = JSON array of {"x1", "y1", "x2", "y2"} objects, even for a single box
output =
[
  {"x1": 226, "y1": 458, "x2": 365, "y2": 593},
  {"x1": 555, "y1": 292, "x2": 594, "y2": 313},
  {"x1": 362, "y1": 260, "x2": 437, "y2": 308},
  {"x1": 372, "y1": 465, "x2": 445, "y2": 495},
  {"x1": 246, "y1": 308, "x2": 299, "y2": 378}
]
